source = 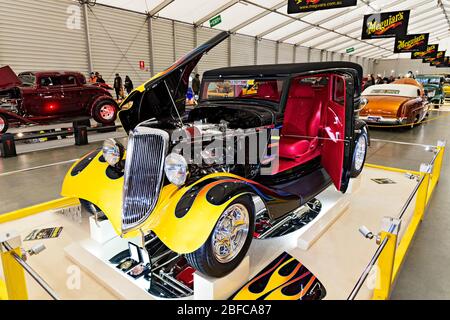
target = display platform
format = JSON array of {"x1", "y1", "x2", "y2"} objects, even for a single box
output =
[{"x1": 0, "y1": 166, "x2": 420, "y2": 300}]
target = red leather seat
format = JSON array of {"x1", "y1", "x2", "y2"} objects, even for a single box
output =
[
  {"x1": 279, "y1": 85, "x2": 322, "y2": 161},
  {"x1": 255, "y1": 82, "x2": 280, "y2": 102}
]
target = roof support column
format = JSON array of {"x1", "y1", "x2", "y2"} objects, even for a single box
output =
[
  {"x1": 194, "y1": 26, "x2": 199, "y2": 74},
  {"x1": 82, "y1": 3, "x2": 94, "y2": 74},
  {"x1": 293, "y1": 45, "x2": 297, "y2": 63},
  {"x1": 275, "y1": 42, "x2": 280, "y2": 64},
  {"x1": 228, "y1": 36, "x2": 232, "y2": 67},
  {"x1": 172, "y1": 20, "x2": 176, "y2": 62},
  {"x1": 306, "y1": 48, "x2": 311, "y2": 63},
  {"x1": 254, "y1": 38, "x2": 258, "y2": 65},
  {"x1": 147, "y1": 15, "x2": 155, "y2": 77}
]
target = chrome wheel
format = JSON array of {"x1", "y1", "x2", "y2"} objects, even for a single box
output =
[
  {"x1": 354, "y1": 134, "x2": 367, "y2": 172},
  {"x1": 99, "y1": 105, "x2": 116, "y2": 121},
  {"x1": 211, "y1": 203, "x2": 250, "y2": 264}
]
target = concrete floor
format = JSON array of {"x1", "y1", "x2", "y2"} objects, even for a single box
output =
[{"x1": 0, "y1": 110, "x2": 448, "y2": 299}]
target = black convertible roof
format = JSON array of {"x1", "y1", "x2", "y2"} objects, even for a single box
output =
[{"x1": 203, "y1": 62, "x2": 363, "y2": 81}]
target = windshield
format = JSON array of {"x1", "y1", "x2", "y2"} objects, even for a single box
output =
[
  {"x1": 417, "y1": 77, "x2": 441, "y2": 85},
  {"x1": 201, "y1": 79, "x2": 284, "y2": 105},
  {"x1": 18, "y1": 73, "x2": 36, "y2": 87}
]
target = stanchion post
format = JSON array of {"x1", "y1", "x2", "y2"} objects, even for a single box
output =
[
  {"x1": 0, "y1": 231, "x2": 28, "y2": 300},
  {"x1": 74, "y1": 125, "x2": 88, "y2": 146},
  {"x1": 0, "y1": 133, "x2": 17, "y2": 158},
  {"x1": 373, "y1": 217, "x2": 401, "y2": 300}
]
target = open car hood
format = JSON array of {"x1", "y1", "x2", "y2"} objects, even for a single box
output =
[
  {"x1": 119, "y1": 31, "x2": 230, "y2": 132},
  {"x1": 0, "y1": 65, "x2": 22, "y2": 91}
]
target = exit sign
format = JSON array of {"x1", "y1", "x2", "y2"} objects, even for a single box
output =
[
  {"x1": 209, "y1": 15, "x2": 222, "y2": 28},
  {"x1": 346, "y1": 47, "x2": 355, "y2": 54}
]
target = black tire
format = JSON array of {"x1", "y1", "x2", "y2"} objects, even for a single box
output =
[
  {"x1": 92, "y1": 99, "x2": 118, "y2": 124},
  {"x1": 0, "y1": 115, "x2": 9, "y2": 134},
  {"x1": 350, "y1": 128, "x2": 368, "y2": 178},
  {"x1": 80, "y1": 199, "x2": 102, "y2": 215},
  {"x1": 186, "y1": 195, "x2": 255, "y2": 278}
]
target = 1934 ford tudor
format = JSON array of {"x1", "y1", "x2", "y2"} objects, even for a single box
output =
[{"x1": 62, "y1": 31, "x2": 369, "y2": 278}]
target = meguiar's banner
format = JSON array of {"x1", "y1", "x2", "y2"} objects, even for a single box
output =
[
  {"x1": 436, "y1": 57, "x2": 450, "y2": 68},
  {"x1": 411, "y1": 44, "x2": 438, "y2": 59},
  {"x1": 430, "y1": 52, "x2": 446, "y2": 67},
  {"x1": 288, "y1": 0, "x2": 356, "y2": 13},
  {"x1": 362, "y1": 10, "x2": 410, "y2": 39},
  {"x1": 394, "y1": 33, "x2": 429, "y2": 53}
]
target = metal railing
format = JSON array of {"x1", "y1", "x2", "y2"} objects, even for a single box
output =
[
  {"x1": 1, "y1": 242, "x2": 59, "y2": 300},
  {"x1": 348, "y1": 141, "x2": 446, "y2": 300}
]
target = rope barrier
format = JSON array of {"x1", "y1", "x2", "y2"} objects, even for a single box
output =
[{"x1": 367, "y1": 111, "x2": 450, "y2": 128}]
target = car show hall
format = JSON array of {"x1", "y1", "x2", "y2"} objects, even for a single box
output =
[{"x1": 1, "y1": 0, "x2": 450, "y2": 304}]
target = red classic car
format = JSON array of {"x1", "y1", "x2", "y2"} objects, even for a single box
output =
[{"x1": 0, "y1": 66, "x2": 119, "y2": 133}]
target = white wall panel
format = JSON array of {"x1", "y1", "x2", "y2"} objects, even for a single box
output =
[
  {"x1": 88, "y1": 5, "x2": 150, "y2": 84},
  {"x1": 257, "y1": 40, "x2": 276, "y2": 65},
  {"x1": 295, "y1": 46, "x2": 309, "y2": 63},
  {"x1": 0, "y1": 0, "x2": 88, "y2": 74},
  {"x1": 197, "y1": 28, "x2": 229, "y2": 76},
  {"x1": 374, "y1": 59, "x2": 450, "y2": 77},
  {"x1": 174, "y1": 22, "x2": 194, "y2": 61},
  {"x1": 231, "y1": 34, "x2": 255, "y2": 67},
  {"x1": 152, "y1": 18, "x2": 175, "y2": 74},
  {"x1": 310, "y1": 49, "x2": 321, "y2": 62},
  {"x1": 278, "y1": 43, "x2": 294, "y2": 64}
]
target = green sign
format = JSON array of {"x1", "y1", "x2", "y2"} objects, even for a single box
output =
[
  {"x1": 209, "y1": 15, "x2": 222, "y2": 28},
  {"x1": 346, "y1": 47, "x2": 355, "y2": 54}
]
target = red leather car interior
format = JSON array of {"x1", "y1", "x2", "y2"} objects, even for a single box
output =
[
  {"x1": 279, "y1": 84, "x2": 323, "y2": 162},
  {"x1": 255, "y1": 82, "x2": 281, "y2": 102}
]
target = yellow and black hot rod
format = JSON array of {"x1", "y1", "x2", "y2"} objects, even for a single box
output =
[{"x1": 62, "y1": 31, "x2": 368, "y2": 278}]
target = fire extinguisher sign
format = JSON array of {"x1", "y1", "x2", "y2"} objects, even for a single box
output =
[
  {"x1": 139, "y1": 61, "x2": 145, "y2": 70},
  {"x1": 288, "y1": 0, "x2": 357, "y2": 14}
]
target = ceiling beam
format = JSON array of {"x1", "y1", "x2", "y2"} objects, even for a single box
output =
[
  {"x1": 241, "y1": 0, "x2": 392, "y2": 54},
  {"x1": 319, "y1": 0, "x2": 431, "y2": 50},
  {"x1": 194, "y1": 0, "x2": 240, "y2": 27},
  {"x1": 295, "y1": 0, "x2": 410, "y2": 46},
  {"x1": 148, "y1": 0, "x2": 174, "y2": 17},
  {"x1": 230, "y1": 0, "x2": 287, "y2": 33},
  {"x1": 256, "y1": 12, "x2": 312, "y2": 38},
  {"x1": 277, "y1": 1, "x2": 369, "y2": 43}
]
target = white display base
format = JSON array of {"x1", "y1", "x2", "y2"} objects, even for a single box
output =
[
  {"x1": 0, "y1": 168, "x2": 420, "y2": 299},
  {"x1": 194, "y1": 256, "x2": 250, "y2": 300},
  {"x1": 89, "y1": 216, "x2": 117, "y2": 245},
  {"x1": 64, "y1": 178, "x2": 357, "y2": 300}
]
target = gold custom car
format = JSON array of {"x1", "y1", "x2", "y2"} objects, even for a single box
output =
[{"x1": 360, "y1": 79, "x2": 429, "y2": 127}]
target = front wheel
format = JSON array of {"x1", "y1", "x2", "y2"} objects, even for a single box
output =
[
  {"x1": 186, "y1": 196, "x2": 255, "y2": 278},
  {"x1": 350, "y1": 128, "x2": 368, "y2": 178},
  {"x1": 0, "y1": 115, "x2": 9, "y2": 134},
  {"x1": 92, "y1": 99, "x2": 118, "y2": 124}
]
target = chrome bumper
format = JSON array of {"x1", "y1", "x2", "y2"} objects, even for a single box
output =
[{"x1": 359, "y1": 116, "x2": 407, "y2": 125}]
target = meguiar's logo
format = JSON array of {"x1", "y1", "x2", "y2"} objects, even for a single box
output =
[
  {"x1": 397, "y1": 34, "x2": 426, "y2": 51},
  {"x1": 413, "y1": 45, "x2": 437, "y2": 58},
  {"x1": 367, "y1": 12, "x2": 405, "y2": 35}
]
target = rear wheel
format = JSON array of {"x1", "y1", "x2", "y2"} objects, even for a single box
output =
[
  {"x1": 92, "y1": 99, "x2": 118, "y2": 124},
  {"x1": 0, "y1": 115, "x2": 9, "y2": 134},
  {"x1": 186, "y1": 196, "x2": 255, "y2": 278},
  {"x1": 350, "y1": 128, "x2": 368, "y2": 178}
]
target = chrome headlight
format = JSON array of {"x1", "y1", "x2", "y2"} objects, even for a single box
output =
[
  {"x1": 164, "y1": 153, "x2": 188, "y2": 187},
  {"x1": 102, "y1": 138, "x2": 124, "y2": 167}
]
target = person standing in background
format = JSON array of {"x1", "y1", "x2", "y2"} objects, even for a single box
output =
[
  {"x1": 192, "y1": 74, "x2": 201, "y2": 97},
  {"x1": 114, "y1": 73, "x2": 123, "y2": 100},
  {"x1": 124, "y1": 75, "x2": 134, "y2": 95},
  {"x1": 88, "y1": 72, "x2": 97, "y2": 83},
  {"x1": 364, "y1": 74, "x2": 374, "y2": 90}
]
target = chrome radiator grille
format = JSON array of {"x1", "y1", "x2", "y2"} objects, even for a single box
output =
[{"x1": 122, "y1": 127, "x2": 169, "y2": 232}]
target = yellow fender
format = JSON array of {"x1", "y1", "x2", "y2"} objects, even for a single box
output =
[{"x1": 62, "y1": 151, "x2": 256, "y2": 254}]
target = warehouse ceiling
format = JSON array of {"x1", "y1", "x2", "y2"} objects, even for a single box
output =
[{"x1": 95, "y1": 0, "x2": 450, "y2": 60}]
